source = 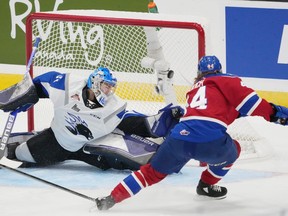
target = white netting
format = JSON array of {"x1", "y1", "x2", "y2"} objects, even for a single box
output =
[{"x1": 228, "y1": 116, "x2": 272, "y2": 160}]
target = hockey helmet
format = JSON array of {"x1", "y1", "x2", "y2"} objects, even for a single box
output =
[
  {"x1": 87, "y1": 67, "x2": 117, "y2": 106},
  {"x1": 198, "y1": 55, "x2": 222, "y2": 74}
]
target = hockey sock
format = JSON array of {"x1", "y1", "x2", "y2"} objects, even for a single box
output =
[
  {"x1": 111, "y1": 163, "x2": 167, "y2": 203},
  {"x1": 200, "y1": 164, "x2": 233, "y2": 185}
]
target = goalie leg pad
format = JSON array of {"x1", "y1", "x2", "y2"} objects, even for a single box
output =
[
  {"x1": 83, "y1": 145, "x2": 143, "y2": 170},
  {"x1": 83, "y1": 133, "x2": 160, "y2": 170}
]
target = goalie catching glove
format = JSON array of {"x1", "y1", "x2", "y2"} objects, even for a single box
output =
[
  {"x1": 0, "y1": 73, "x2": 39, "y2": 112},
  {"x1": 270, "y1": 103, "x2": 288, "y2": 125}
]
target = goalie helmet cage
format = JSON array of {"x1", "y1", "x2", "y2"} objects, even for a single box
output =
[{"x1": 25, "y1": 10, "x2": 270, "y2": 161}]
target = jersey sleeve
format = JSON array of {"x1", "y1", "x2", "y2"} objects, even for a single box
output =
[
  {"x1": 33, "y1": 71, "x2": 66, "y2": 98},
  {"x1": 216, "y1": 75, "x2": 274, "y2": 121}
]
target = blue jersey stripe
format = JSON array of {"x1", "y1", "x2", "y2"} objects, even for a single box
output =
[
  {"x1": 238, "y1": 94, "x2": 260, "y2": 115},
  {"x1": 122, "y1": 174, "x2": 142, "y2": 195},
  {"x1": 33, "y1": 71, "x2": 66, "y2": 96}
]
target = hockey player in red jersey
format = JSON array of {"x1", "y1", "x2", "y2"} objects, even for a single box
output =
[{"x1": 95, "y1": 55, "x2": 288, "y2": 210}]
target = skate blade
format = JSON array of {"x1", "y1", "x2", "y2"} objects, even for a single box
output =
[{"x1": 193, "y1": 194, "x2": 227, "y2": 201}]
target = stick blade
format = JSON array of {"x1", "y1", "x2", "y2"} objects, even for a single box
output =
[{"x1": 0, "y1": 157, "x2": 23, "y2": 168}]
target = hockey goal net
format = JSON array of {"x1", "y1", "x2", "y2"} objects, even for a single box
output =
[{"x1": 25, "y1": 10, "x2": 270, "y2": 160}]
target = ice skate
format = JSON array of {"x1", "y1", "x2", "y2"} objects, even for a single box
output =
[
  {"x1": 95, "y1": 195, "x2": 116, "y2": 210},
  {"x1": 196, "y1": 180, "x2": 227, "y2": 199},
  {"x1": 6, "y1": 142, "x2": 20, "y2": 160}
]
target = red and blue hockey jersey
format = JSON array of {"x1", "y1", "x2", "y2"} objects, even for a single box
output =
[{"x1": 170, "y1": 73, "x2": 274, "y2": 142}]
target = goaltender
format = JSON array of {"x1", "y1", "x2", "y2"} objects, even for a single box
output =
[{"x1": 0, "y1": 67, "x2": 183, "y2": 170}]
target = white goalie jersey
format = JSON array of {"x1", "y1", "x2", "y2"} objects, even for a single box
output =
[{"x1": 33, "y1": 71, "x2": 127, "y2": 152}]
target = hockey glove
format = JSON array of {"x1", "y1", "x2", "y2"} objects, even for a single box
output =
[
  {"x1": 0, "y1": 74, "x2": 39, "y2": 112},
  {"x1": 158, "y1": 103, "x2": 184, "y2": 118},
  {"x1": 270, "y1": 103, "x2": 288, "y2": 125},
  {"x1": 151, "y1": 103, "x2": 184, "y2": 137}
]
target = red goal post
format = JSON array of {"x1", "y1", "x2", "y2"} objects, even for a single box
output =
[{"x1": 25, "y1": 10, "x2": 206, "y2": 132}]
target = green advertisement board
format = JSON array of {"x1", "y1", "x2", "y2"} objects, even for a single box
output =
[{"x1": 0, "y1": 0, "x2": 148, "y2": 65}]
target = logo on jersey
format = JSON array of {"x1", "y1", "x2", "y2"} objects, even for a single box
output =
[
  {"x1": 207, "y1": 64, "x2": 214, "y2": 70},
  {"x1": 65, "y1": 112, "x2": 93, "y2": 140},
  {"x1": 71, "y1": 104, "x2": 80, "y2": 112},
  {"x1": 53, "y1": 75, "x2": 64, "y2": 83},
  {"x1": 180, "y1": 129, "x2": 190, "y2": 136}
]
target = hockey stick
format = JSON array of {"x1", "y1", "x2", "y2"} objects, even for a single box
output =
[
  {"x1": 0, "y1": 110, "x2": 21, "y2": 167},
  {"x1": 0, "y1": 163, "x2": 96, "y2": 202},
  {"x1": 0, "y1": 36, "x2": 41, "y2": 167}
]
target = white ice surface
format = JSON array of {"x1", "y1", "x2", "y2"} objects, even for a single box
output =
[{"x1": 1, "y1": 108, "x2": 288, "y2": 216}]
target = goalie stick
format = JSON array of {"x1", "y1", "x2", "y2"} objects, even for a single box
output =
[{"x1": 0, "y1": 36, "x2": 41, "y2": 167}]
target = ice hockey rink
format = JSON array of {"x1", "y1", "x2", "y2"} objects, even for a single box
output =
[
  {"x1": 1, "y1": 0, "x2": 288, "y2": 214},
  {"x1": 1, "y1": 105, "x2": 288, "y2": 216}
]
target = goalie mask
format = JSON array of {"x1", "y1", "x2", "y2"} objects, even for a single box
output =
[
  {"x1": 87, "y1": 67, "x2": 117, "y2": 107},
  {"x1": 198, "y1": 55, "x2": 222, "y2": 75}
]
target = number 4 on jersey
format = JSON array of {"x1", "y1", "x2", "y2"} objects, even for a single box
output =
[{"x1": 190, "y1": 86, "x2": 207, "y2": 109}]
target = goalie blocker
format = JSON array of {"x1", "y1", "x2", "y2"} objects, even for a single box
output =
[{"x1": 0, "y1": 73, "x2": 39, "y2": 112}]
